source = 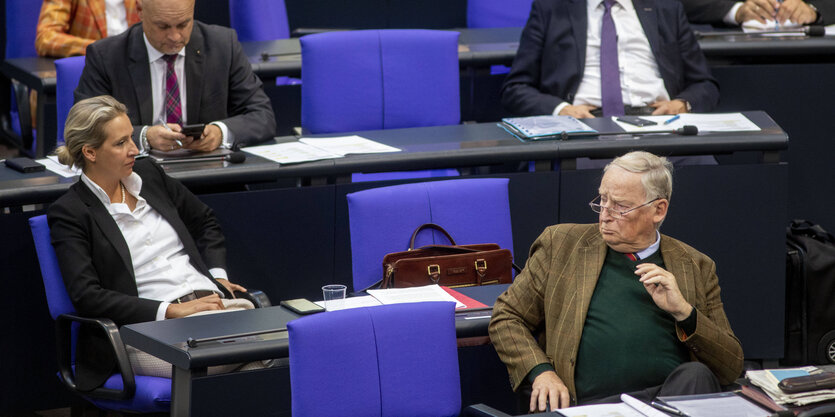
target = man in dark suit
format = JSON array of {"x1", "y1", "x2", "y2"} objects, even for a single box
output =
[
  {"x1": 502, "y1": 0, "x2": 719, "y2": 118},
  {"x1": 75, "y1": 0, "x2": 276, "y2": 152},
  {"x1": 681, "y1": 0, "x2": 831, "y2": 26}
]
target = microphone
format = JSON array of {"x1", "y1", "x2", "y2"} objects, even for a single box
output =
[
  {"x1": 695, "y1": 25, "x2": 825, "y2": 39},
  {"x1": 566, "y1": 125, "x2": 699, "y2": 140},
  {"x1": 225, "y1": 151, "x2": 246, "y2": 164},
  {"x1": 156, "y1": 151, "x2": 247, "y2": 164}
]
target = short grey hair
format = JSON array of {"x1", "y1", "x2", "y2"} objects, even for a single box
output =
[
  {"x1": 54, "y1": 95, "x2": 128, "y2": 171},
  {"x1": 604, "y1": 151, "x2": 673, "y2": 201}
]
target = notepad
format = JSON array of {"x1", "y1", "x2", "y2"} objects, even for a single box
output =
[
  {"x1": 500, "y1": 115, "x2": 597, "y2": 140},
  {"x1": 243, "y1": 135, "x2": 401, "y2": 164}
]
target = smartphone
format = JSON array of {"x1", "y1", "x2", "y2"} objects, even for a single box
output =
[
  {"x1": 616, "y1": 116, "x2": 657, "y2": 127},
  {"x1": 280, "y1": 298, "x2": 325, "y2": 315},
  {"x1": 181, "y1": 123, "x2": 205, "y2": 139}
]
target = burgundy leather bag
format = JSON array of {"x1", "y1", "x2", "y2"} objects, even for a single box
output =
[{"x1": 381, "y1": 223, "x2": 518, "y2": 289}]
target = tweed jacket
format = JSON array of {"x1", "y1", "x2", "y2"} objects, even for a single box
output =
[
  {"x1": 36, "y1": 0, "x2": 139, "y2": 57},
  {"x1": 489, "y1": 224, "x2": 744, "y2": 402}
]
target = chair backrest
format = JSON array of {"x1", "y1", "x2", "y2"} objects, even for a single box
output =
[
  {"x1": 5, "y1": 0, "x2": 41, "y2": 59},
  {"x1": 228, "y1": 0, "x2": 290, "y2": 42},
  {"x1": 56, "y1": 56, "x2": 86, "y2": 144},
  {"x1": 288, "y1": 301, "x2": 461, "y2": 417},
  {"x1": 346, "y1": 178, "x2": 513, "y2": 291},
  {"x1": 29, "y1": 215, "x2": 75, "y2": 320},
  {"x1": 301, "y1": 29, "x2": 460, "y2": 134},
  {"x1": 467, "y1": 0, "x2": 534, "y2": 28}
]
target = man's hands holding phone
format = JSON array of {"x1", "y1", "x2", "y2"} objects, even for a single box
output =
[{"x1": 146, "y1": 123, "x2": 222, "y2": 152}]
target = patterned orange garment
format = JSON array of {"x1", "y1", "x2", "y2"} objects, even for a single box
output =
[{"x1": 35, "y1": 0, "x2": 140, "y2": 57}]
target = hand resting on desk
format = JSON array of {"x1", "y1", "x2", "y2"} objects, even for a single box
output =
[{"x1": 530, "y1": 370, "x2": 571, "y2": 412}]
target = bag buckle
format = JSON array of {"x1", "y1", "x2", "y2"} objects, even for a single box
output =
[
  {"x1": 427, "y1": 264, "x2": 441, "y2": 284},
  {"x1": 474, "y1": 258, "x2": 487, "y2": 278}
]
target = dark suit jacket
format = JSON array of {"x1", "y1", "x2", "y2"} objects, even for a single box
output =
[
  {"x1": 502, "y1": 0, "x2": 719, "y2": 116},
  {"x1": 75, "y1": 21, "x2": 276, "y2": 148},
  {"x1": 47, "y1": 158, "x2": 230, "y2": 390},
  {"x1": 489, "y1": 224, "x2": 744, "y2": 401},
  {"x1": 680, "y1": 0, "x2": 835, "y2": 25}
]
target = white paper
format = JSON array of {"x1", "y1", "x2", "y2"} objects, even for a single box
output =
[
  {"x1": 367, "y1": 284, "x2": 464, "y2": 309},
  {"x1": 620, "y1": 394, "x2": 667, "y2": 417},
  {"x1": 612, "y1": 113, "x2": 761, "y2": 133},
  {"x1": 41, "y1": 156, "x2": 80, "y2": 178},
  {"x1": 663, "y1": 395, "x2": 770, "y2": 417},
  {"x1": 313, "y1": 295, "x2": 382, "y2": 311},
  {"x1": 741, "y1": 19, "x2": 801, "y2": 33},
  {"x1": 243, "y1": 141, "x2": 341, "y2": 164},
  {"x1": 557, "y1": 402, "x2": 650, "y2": 417},
  {"x1": 299, "y1": 135, "x2": 400, "y2": 156}
]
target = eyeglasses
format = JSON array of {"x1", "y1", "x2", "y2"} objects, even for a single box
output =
[{"x1": 589, "y1": 195, "x2": 661, "y2": 219}]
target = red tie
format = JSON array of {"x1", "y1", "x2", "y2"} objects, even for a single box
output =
[
  {"x1": 163, "y1": 54, "x2": 182, "y2": 126},
  {"x1": 625, "y1": 253, "x2": 639, "y2": 261}
]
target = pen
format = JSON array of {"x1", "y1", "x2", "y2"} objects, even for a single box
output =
[
  {"x1": 776, "y1": 0, "x2": 783, "y2": 31},
  {"x1": 663, "y1": 115, "x2": 681, "y2": 125},
  {"x1": 158, "y1": 117, "x2": 184, "y2": 148},
  {"x1": 650, "y1": 399, "x2": 688, "y2": 416}
]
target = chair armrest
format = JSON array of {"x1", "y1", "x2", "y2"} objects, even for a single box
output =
[
  {"x1": 463, "y1": 404, "x2": 515, "y2": 417},
  {"x1": 235, "y1": 289, "x2": 271, "y2": 308},
  {"x1": 55, "y1": 313, "x2": 136, "y2": 400}
]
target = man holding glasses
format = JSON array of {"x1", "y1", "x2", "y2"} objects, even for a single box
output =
[{"x1": 489, "y1": 151, "x2": 743, "y2": 412}]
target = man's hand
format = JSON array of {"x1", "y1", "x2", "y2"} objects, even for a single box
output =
[
  {"x1": 736, "y1": 0, "x2": 780, "y2": 23},
  {"x1": 530, "y1": 371, "x2": 571, "y2": 412},
  {"x1": 559, "y1": 104, "x2": 597, "y2": 119},
  {"x1": 635, "y1": 263, "x2": 693, "y2": 321},
  {"x1": 183, "y1": 124, "x2": 222, "y2": 152},
  {"x1": 146, "y1": 123, "x2": 186, "y2": 151},
  {"x1": 650, "y1": 99, "x2": 688, "y2": 115},
  {"x1": 165, "y1": 293, "x2": 225, "y2": 318},
  {"x1": 776, "y1": 0, "x2": 818, "y2": 23},
  {"x1": 216, "y1": 278, "x2": 247, "y2": 297}
]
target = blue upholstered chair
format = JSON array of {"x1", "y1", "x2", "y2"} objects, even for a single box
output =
[
  {"x1": 228, "y1": 0, "x2": 299, "y2": 86},
  {"x1": 288, "y1": 301, "x2": 461, "y2": 417},
  {"x1": 5, "y1": 0, "x2": 41, "y2": 151},
  {"x1": 467, "y1": 0, "x2": 534, "y2": 75},
  {"x1": 229, "y1": 0, "x2": 290, "y2": 41},
  {"x1": 301, "y1": 29, "x2": 461, "y2": 181},
  {"x1": 346, "y1": 178, "x2": 514, "y2": 292},
  {"x1": 29, "y1": 215, "x2": 171, "y2": 413},
  {"x1": 301, "y1": 29, "x2": 460, "y2": 133},
  {"x1": 466, "y1": 0, "x2": 534, "y2": 28},
  {"x1": 55, "y1": 56, "x2": 86, "y2": 145}
]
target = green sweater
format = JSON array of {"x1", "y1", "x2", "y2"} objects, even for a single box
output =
[{"x1": 574, "y1": 248, "x2": 690, "y2": 402}]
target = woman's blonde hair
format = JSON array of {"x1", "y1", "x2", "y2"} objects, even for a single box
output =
[{"x1": 54, "y1": 95, "x2": 128, "y2": 170}]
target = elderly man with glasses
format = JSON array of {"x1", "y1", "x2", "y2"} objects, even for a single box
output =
[{"x1": 489, "y1": 151, "x2": 743, "y2": 412}]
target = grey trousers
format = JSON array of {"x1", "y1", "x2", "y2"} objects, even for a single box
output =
[{"x1": 581, "y1": 361, "x2": 722, "y2": 405}]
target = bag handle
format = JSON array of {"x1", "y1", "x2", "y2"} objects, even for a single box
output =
[
  {"x1": 789, "y1": 219, "x2": 835, "y2": 244},
  {"x1": 409, "y1": 223, "x2": 457, "y2": 249}
]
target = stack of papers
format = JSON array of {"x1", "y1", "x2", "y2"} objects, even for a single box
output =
[
  {"x1": 243, "y1": 135, "x2": 400, "y2": 164},
  {"x1": 500, "y1": 115, "x2": 597, "y2": 140},
  {"x1": 314, "y1": 285, "x2": 485, "y2": 311},
  {"x1": 746, "y1": 366, "x2": 835, "y2": 406},
  {"x1": 611, "y1": 113, "x2": 761, "y2": 133}
]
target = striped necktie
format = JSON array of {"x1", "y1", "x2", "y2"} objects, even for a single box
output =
[{"x1": 163, "y1": 54, "x2": 183, "y2": 126}]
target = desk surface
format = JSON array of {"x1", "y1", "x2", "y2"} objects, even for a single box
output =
[
  {"x1": 120, "y1": 284, "x2": 508, "y2": 370},
  {"x1": 0, "y1": 111, "x2": 786, "y2": 208},
  {"x1": 6, "y1": 28, "x2": 835, "y2": 90}
]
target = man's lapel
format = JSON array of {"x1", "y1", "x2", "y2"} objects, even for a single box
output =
[
  {"x1": 632, "y1": 0, "x2": 661, "y2": 58},
  {"x1": 576, "y1": 232, "x2": 607, "y2": 326},
  {"x1": 569, "y1": 0, "x2": 588, "y2": 76},
  {"x1": 185, "y1": 26, "x2": 204, "y2": 123},
  {"x1": 128, "y1": 25, "x2": 153, "y2": 124},
  {"x1": 660, "y1": 236, "x2": 696, "y2": 304}
]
